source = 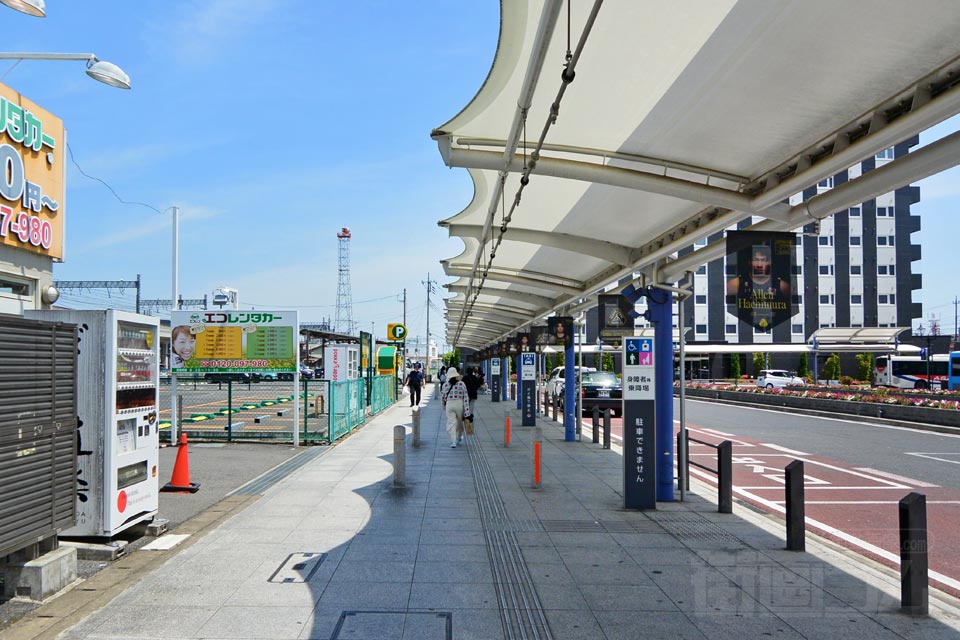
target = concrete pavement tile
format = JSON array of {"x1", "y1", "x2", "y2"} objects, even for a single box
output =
[
  {"x1": 408, "y1": 582, "x2": 500, "y2": 609},
  {"x1": 442, "y1": 609, "x2": 505, "y2": 640},
  {"x1": 315, "y1": 582, "x2": 411, "y2": 610},
  {"x1": 413, "y1": 560, "x2": 494, "y2": 583},
  {"x1": 126, "y1": 577, "x2": 244, "y2": 607},
  {"x1": 688, "y1": 612, "x2": 804, "y2": 639},
  {"x1": 553, "y1": 545, "x2": 636, "y2": 565},
  {"x1": 330, "y1": 560, "x2": 415, "y2": 583},
  {"x1": 419, "y1": 529, "x2": 487, "y2": 545},
  {"x1": 695, "y1": 548, "x2": 770, "y2": 566},
  {"x1": 608, "y1": 532, "x2": 679, "y2": 548},
  {"x1": 524, "y1": 562, "x2": 575, "y2": 585},
  {"x1": 594, "y1": 610, "x2": 708, "y2": 640},
  {"x1": 423, "y1": 506, "x2": 481, "y2": 519},
  {"x1": 513, "y1": 532, "x2": 558, "y2": 547},
  {"x1": 542, "y1": 606, "x2": 604, "y2": 639},
  {"x1": 74, "y1": 605, "x2": 218, "y2": 638},
  {"x1": 819, "y1": 586, "x2": 900, "y2": 614},
  {"x1": 416, "y1": 544, "x2": 489, "y2": 563},
  {"x1": 227, "y1": 580, "x2": 324, "y2": 607},
  {"x1": 742, "y1": 585, "x2": 855, "y2": 615},
  {"x1": 518, "y1": 546, "x2": 563, "y2": 564},
  {"x1": 869, "y1": 612, "x2": 960, "y2": 639},
  {"x1": 563, "y1": 562, "x2": 652, "y2": 586},
  {"x1": 342, "y1": 543, "x2": 418, "y2": 563},
  {"x1": 534, "y1": 583, "x2": 590, "y2": 610},
  {"x1": 627, "y1": 547, "x2": 710, "y2": 567},
  {"x1": 197, "y1": 605, "x2": 314, "y2": 639},
  {"x1": 421, "y1": 516, "x2": 484, "y2": 532},
  {"x1": 777, "y1": 612, "x2": 907, "y2": 639},
  {"x1": 578, "y1": 584, "x2": 678, "y2": 611}
]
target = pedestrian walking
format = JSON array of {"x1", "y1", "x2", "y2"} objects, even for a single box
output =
[
  {"x1": 404, "y1": 362, "x2": 423, "y2": 407},
  {"x1": 463, "y1": 367, "x2": 482, "y2": 414},
  {"x1": 440, "y1": 367, "x2": 470, "y2": 448}
]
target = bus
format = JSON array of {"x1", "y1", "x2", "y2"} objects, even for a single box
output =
[
  {"x1": 948, "y1": 352, "x2": 960, "y2": 391},
  {"x1": 874, "y1": 354, "x2": 948, "y2": 390}
]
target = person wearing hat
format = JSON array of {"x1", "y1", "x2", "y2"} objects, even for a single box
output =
[{"x1": 440, "y1": 367, "x2": 470, "y2": 448}]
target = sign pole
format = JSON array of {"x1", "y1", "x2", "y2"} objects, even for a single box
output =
[
  {"x1": 622, "y1": 337, "x2": 657, "y2": 510},
  {"x1": 521, "y1": 353, "x2": 536, "y2": 426},
  {"x1": 491, "y1": 357, "x2": 501, "y2": 402}
]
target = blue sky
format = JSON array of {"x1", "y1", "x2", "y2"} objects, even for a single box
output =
[
  {"x1": 1, "y1": 1, "x2": 496, "y2": 350},
  {"x1": 3, "y1": 2, "x2": 957, "y2": 346}
]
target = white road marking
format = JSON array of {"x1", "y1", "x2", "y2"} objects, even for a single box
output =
[
  {"x1": 700, "y1": 427, "x2": 735, "y2": 437},
  {"x1": 685, "y1": 397, "x2": 960, "y2": 439},
  {"x1": 906, "y1": 452, "x2": 960, "y2": 466},
  {"x1": 141, "y1": 534, "x2": 190, "y2": 551},
  {"x1": 853, "y1": 467, "x2": 939, "y2": 488},
  {"x1": 764, "y1": 501, "x2": 960, "y2": 505},
  {"x1": 688, "y1": 465, "x2": 960, "y2": 593},
  {"x1": 738, "y1": 485, "x2": 922, "y2": 491},
  {"x1": 762, "y1": 443, "x2": 810, "y2": 456},
  {"x1": 688, "y1": 426, "x2": 754, "y2": 447}
]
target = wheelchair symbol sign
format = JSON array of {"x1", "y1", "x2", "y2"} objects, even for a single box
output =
[{"x1": 624, "y1": 338, "x2": 654, "y2": 366}]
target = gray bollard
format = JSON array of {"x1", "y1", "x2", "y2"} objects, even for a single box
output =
[
  {"x1": 899, "y1": 492, "x2": 928, "y2": 615},
  {"x1": 532, "y1": 426, "x2": 542, "y2": 489},
  {"x1": 602, "y1": 409, "x2": 611, "y2": 449},
  {"x1": 785, "y1": 460, "x2": 805, "y2": 551},
  {"x1": 393, "y1": 425, "x2": 406, "y2": 487},
  {"x1": 593, "y1": 406, "x2": 600, "y2": 444},
  {"x1": 412, "y1": 409, "x2": 421, "y2": 448},
  {"x1": 718, "y1": 440, "x2": 733, "y2": 514},
  {"x1": 677, "y1": 431, "x2": 684, "y2": 494},
  {"x1": 552, "y1": 394, "x2": 558, "y2": 422}
]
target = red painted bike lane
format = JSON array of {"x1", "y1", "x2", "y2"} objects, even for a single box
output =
[{"x1": 678, "y1": 423, "x2": 960, "y2": 597}]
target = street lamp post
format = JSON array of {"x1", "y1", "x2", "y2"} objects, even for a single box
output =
[
  {"x1": 0, "y1": 0, "x2": 45, "y2": 17},
  {"x1": 0, "y1": 52, "x2": 130, "y2": 89}
]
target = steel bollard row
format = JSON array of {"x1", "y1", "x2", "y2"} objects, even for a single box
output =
[
  {"x1": 592, "y1": 406, "x2": 600, "y2": 444},
  {"x1": 717, "y1": 440, "x2": 732, "y2": 514},
  {"x1": 900, "y1": 492, "x2": 929, "y2": 615},
  {"x1": 602, "y1": 408, "x2": 611, "y2": 450},
  {"x1": 412, "y1": 409, "x2": 421, "y2": 448}
]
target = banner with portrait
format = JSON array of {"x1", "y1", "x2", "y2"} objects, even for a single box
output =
[
  {"x1": 517, "y1": 332, "x2": 532, "y2": 352},
  {"x1": 547, "y1": 316, "x2": 574, "y2": 348},
  {"x1": 725, "y1": 231, "x2": 798, "y2": 332}
]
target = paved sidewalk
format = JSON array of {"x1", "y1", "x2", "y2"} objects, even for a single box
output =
[{"x1": 14, "y1": 388, "x2": 960, "y2": 639}]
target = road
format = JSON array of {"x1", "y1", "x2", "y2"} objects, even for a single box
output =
[{"x1": 570, "y1": 398, "x2": 960, "y2": 596}]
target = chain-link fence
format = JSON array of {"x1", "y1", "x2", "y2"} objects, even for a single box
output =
[{"x1": 160, "y1": 374, "x2": 396, "y2": 444}]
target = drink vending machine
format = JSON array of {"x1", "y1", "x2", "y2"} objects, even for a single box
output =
[{"x1": 26, "y1": 309, "x2": 160, "y2": 537}]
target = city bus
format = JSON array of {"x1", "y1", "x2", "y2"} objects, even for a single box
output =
[
  {"x1": 874, "y1": 354, "x2": 948, "y2": 390},
  {"x1": 948, "y1": 352, "x2": 960, "y2": 391}
]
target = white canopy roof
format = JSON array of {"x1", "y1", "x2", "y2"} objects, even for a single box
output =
[{"x1": 435, "y1": 1, "x2": 960, "y2": 349}]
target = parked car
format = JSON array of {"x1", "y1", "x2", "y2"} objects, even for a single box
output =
[
  {"x1": 756, "y1": 369, "x2": 804, "y2": 389},
  {"x1": 205, "y1": 372, "x2": 257, "y2": 383},
  {"x1": 299, "y1": 365, "x2": 314, "y2": 379},
  {"x1": 547, "y1": 365, "x2": 597, "y2": 399},
  {"x1": 561, "y1": 371, "x2": 622, "y2": 417}
]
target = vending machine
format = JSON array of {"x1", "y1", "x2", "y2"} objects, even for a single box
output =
[{"x1": 26, "y1": 309, "x2": 160, "y2": 537}]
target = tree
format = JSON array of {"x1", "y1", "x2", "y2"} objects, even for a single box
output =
[
  {"x1": 554, "y1": 349, "x2": 565, "y2": 368},
  {"x1": 752, "y1": 352, "x2": 765, "y2": 375},
  {"x1": 797, "y1": 352, "x2": 809, "y2": 378},
  {"x1": 730, "y1": 353, "x2": 741, "y2": 386},
  {"x1": 443, "y1": 349, "x2": 461, "y2": 368},
  {"x1": 601, "y1": 352, "x2": 615, "y2": 372},
  {"x1": 823, "y1": 352, "x2": 841, "y2": 381},
  {"x1": 856, "y1": 352, "x2": 874, "y2": 382}
]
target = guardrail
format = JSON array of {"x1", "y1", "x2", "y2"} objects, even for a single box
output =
[{"x1": 683, "y1": 434, "x2": 732, "y2": 513}]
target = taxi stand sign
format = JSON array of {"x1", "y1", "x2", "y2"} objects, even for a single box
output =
[
  {"x1": 623, "y1": 337, "x2": 656, "y2": 509},
  {"x1": 491, "y1": 357, "x2": 501, "y2": 403},
  {"x1": 521, "y1": 352, "x2": 537, "y2": 426}
]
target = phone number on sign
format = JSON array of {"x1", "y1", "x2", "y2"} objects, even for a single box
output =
[
  {"x1": 0, "y1": 205, "x2": 53, "y2": 249},
  {"x1": 199, "y1": 360, "x2": 269, "y2": 367}
]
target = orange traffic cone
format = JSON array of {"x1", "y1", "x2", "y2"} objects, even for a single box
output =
[{"x1": 161, "y1": 433, "x2": 201, "y2": 493}]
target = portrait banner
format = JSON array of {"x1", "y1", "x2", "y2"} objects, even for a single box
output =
[{"x1": 725, "y1": 231, "x2": 798, "y2": 332}]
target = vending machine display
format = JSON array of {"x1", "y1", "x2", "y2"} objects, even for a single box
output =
[{"x1": 26, "y1": 309, "x2": 160, "y2": 537}]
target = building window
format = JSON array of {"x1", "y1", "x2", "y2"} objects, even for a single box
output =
[
  {"x1": 878, "y1": 265, "x2": 888, "y2": 275},
  {"x1": 725, "y1": 324, "x2": 737, "y2": 334},
  {"x1": 694, "y1": 237, "x2": 707, "y2": 247},
  {"x1": 889, "y1": 264, "x2": 896, "y2": 275},
  {"x1": 791, "y1": 265, "x2": 802, "y2": 275},
  {"x1": 696, "y1": 265, "x2": 706, "y2": 275},
  {"x1": 818, "y1": 177, "x2": 834, "y2": 189},
  {"x1": 890, "y1": 294, "x2": 896, "y2": 304},
  {"x1": 849, "y1": 207, "x2": 861, "y2": 217},
  {"x1": 696, "y1": 324, "x2": 708, "y2": 334},
  {"x1": 878, "y1": 236, "x2": 887, "y2": 246},
  {"x1": 850, "y1": 236, "x2": 861, "y2": 246},
  {"x1": 876, "y1": 206, "x2": 893, "y2": 217},
  {"x1": 850, "y1": 265, "x2": 862, "y2": 275},
  {"x1": 888, "y1": 235, "x2": 895, "y2": 246},
  {"x1": 791, "y1": 294, "x2": 802, "y2": 305},
  {"x1": 0, "y1": 278, "x2": 31, "y2": 296},
  {"x1": 879, "y1": 294, "x2": 896, "y2": 304},
  {"x1": 875, "y1": 147, "x2": 895, "y2": 160},
  {"x1": 695, "y1": 295, "x2": 707, "y2": 304},
  {"x1": 792, "y1": 324, "x2": 803, "y2": 334},
  {"x1": 851, "y1": 294, "x2": 862, "y2": 304},
  {"x1": 818, "y1": 236, "x2": 833, "y2": 246},
  {"x1": 819, "y1": 295, "x2": 830, "y2": 304},
  {"x1": 818, "y1": 265, "x2": 835, "y2": 276}
]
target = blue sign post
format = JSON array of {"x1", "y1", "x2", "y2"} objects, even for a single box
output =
[
  {"x1": 491, "y1": 357, "x2": 501, "y2": 403},
  {"x1": 521, "y1": 353, "x2": 537, "y2": 426}
]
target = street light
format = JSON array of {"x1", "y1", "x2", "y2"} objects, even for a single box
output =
[
  {"x1": 0, "y1": 0, "x2": 45, "y2": 17},
  {"x1": 0, "y1": 52, "x2": 130, "y2": 89}
]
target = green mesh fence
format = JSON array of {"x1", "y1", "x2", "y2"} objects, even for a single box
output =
[
  {"x1": 370, "y1": 375, "x2": 396, "y2": 414},
  {"x1": 328, "y1": 378, "x2": 367, "y2": 442}
]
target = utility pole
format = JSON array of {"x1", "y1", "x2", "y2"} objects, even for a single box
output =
[
  {"x1": 402, "y1": 288, "x2": 407, "y2": 372},
  {"x1": 954, "y1": 296, "x2": 958, "y2": 341},
  {"x1": 424, "y1": 275, "x2": 432, "y2": 376}
]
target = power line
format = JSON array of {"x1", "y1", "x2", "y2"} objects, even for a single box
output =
[{"x1": 67, "y1": 144, "x2": 170, "y2": 216}]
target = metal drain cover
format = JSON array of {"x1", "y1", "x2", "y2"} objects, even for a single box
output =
[
  {"x1": 267, "y1": 552, "x2": 326, "y2": 583},
  {"x1": 332, "y1": 611, "x2": 452, "y2": 639}
]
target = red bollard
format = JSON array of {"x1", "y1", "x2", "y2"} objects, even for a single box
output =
[{"x1": 505, "y1": 416, "x2": 511, "y2": 447}]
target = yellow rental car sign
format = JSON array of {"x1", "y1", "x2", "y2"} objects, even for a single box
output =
[{"x1": 387, "y1": 323, "x2": 407, "y2": 341}]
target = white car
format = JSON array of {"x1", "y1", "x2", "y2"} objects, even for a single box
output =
[
  {"x1": 547, "y1": 365, "x2": 597, "y2": 399},
  {"x1": 756, "y1": 369, "x2": 804, "y2": 389}
]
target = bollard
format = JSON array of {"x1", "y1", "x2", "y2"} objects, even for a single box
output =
[
  {"x1": 899, "y1": 492, "x2": 928, "y2": 615},
  {"x1": 532, "y1": 426, "x2": 542, "y2": 489},
  {"x1": 677, "y1": 431, "x2": 684, "y2": 495},
  {"x1": 552, "y1": 394, "x2": 558, "y2": 422},
  {"x1": 393, "y1": 425, "x2": 406, "y2": 487},
  {"x1": 412, "y1": 409, "x2": 421, "y2": 448},
  {"x1": 592, "y1": 406, "x2": 600, "y2": 444},
  {"x1": 717, "y1": 440, "x2": 733, "y2": 514},
  {"x1": 785, "y1": 460, "x2": 805, "y2": 551},
  {"x1": 510, "y1": 382, "x2": 516, "y2": 401},
  {"x1": 602, "y1": 409, "x2": 611, "y2": 449},
  {"x1": 504, "y1": 416, "x2": 511, "y2": 447}
]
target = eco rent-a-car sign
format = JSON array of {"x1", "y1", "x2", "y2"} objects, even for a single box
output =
[
  {"x1": 170, "y1": 311, "x2": 298, "y2": 373},
  {"x1": 0, "y1": 82, "x2": 65, "y2": 259}
]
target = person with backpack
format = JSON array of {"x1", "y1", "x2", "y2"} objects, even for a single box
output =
[
  {"x1": 404, "y1": 362, "x2": 423, "y2": 407},
  {"x1": 440, "y1": 367, "x2": 469, "y2": 448}
]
